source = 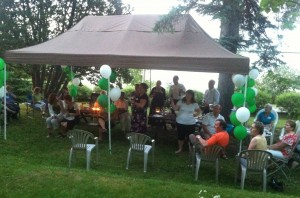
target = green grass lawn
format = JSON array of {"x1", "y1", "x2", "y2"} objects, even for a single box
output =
[{"x1": 0, "y1": 106, "x2": 299, "y2": 198}]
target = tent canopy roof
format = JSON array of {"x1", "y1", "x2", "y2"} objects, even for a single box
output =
[{"x1": 4, "y1": 14, "x2": 249, "y2": 74}]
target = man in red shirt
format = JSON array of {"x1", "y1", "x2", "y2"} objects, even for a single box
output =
[{"x1": 189, "y1": 119, "x2": 229, "y2": 152}]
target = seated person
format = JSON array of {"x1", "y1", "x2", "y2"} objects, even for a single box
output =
[
  {"x1": 60, "y1": 94, "x2": 80, "y2": 136},
  {"x1": 114, "y1": 92, "x2": 131, "y2": 133},
  {"x1": 247, "y1": 121, "x2": 267, "y2": 150},
  {"x1": 189, "y1": 119, "x2": 229, "y2": 153},
  {"x1": 1, "y1": 101, "x2": 18, "y2": 122},
  {"x1": 32, "y1": 87, "x2": 46, "y2": 116},
  {"x1": 97, "y1": 111, "x2": 116, "y2": 141},
  {"x1": 256, "y1": 104, "x2": 275, "y2": 131},
  {"x1": 267, "y1": 120, "x2": 298, "y2": 159},
  {"x1": 46, "y1": 93, "x2": 64, "y2": 138},
  {"x1": 200, "y1": 104, "x2": 225, "y2": 139},
  {"x1": 6, "y1": 85, "x2": 20, "y2": 118}
]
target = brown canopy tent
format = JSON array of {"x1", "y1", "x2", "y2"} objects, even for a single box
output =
[{"x1": 4, "y1": 14, "x2": 249, "y2": 74}]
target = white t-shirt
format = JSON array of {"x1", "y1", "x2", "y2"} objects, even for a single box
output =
[
  {"x1": 202, "y1": 112, "x2": 225, "y2": 134},
  {"x1": 204, "y1": 88, "x2": 220, "y2": 105},
  {"x1": 170, "y1": 83, "x2": 186, "y2": 100},
  {"x1": 176, "y1": 100, "x2": 199, "y2": 125}
]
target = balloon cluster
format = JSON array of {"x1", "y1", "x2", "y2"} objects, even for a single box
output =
[
  {"x1": 230, "y1": 69, "x2": 260, "y2": 140},
  {"x1": 61, "y1": 65, "x2": 80, "y2": 97},
  {"x1": 97, "y1": 65, "x2": 121, "y2": 113}
]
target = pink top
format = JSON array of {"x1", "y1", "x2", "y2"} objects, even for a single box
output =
[{"x1": 281, "y1": 133, "x2": 298, "y2": 157}]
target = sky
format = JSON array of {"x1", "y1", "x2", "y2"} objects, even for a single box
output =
[{"x1": 121, "y1": 0, "x2": 300, "y2": 92}]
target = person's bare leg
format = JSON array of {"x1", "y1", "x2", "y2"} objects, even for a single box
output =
[{"x1": 175, "y1": 140, "x2": 184, "y2": 154}]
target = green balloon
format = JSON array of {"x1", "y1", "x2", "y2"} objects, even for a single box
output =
[
  {"x1": 234, "y1": 125, "x2": 248, "y2": 140},
  {"x1": 67, "y1": 72, "x2": 75, "y2": 80},
  {"x1": 231, "y1": 92, "x2": 244, "y2": 107},
  {"x1": 70, "y1": 85, "x2": 78, "y2": 97},
  {"x1": 247, "y1": 78, "x2": 255, "y2": 87},
  {"x1": 0, "y1": 70, "x2": 9, "y2": 81},
  {"x1": 105, "y1": 103, "x2": 116, "y2": 113},
  {"x1": 98, "y1": 78, "x2": 109, "y2": 90},
  {"x1": 0, "y1": 58, "x2": 5, "y2": 70},
  {"x1": 246, "y1": 88, "x2": 255, "y2": 101},
  {"x1": 97, "y1": 94, "x2": 108, "y2": 107},
  {"x1": 247, "y1": 97, "x2": 256, "y2": 106},
  {"x1": 0, "y1": 80, "x2": 3, "y2": 87},
  {"x1": 248, "y1": 104, "x2": 257, "y2": 113},
  {"x1": 230, "y1": 111, "x2": 241, "y2": 126},
  {"x1": 110, "y1": 70, "x2": 117, "y2": 83}
]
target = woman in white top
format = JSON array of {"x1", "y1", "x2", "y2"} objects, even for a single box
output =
[
  {"x1": 171, "y1": 90, "x2": 201, "y2": 154},
  {"x1": 46, "y1": 93, "x2": 64, "y2": 138}
]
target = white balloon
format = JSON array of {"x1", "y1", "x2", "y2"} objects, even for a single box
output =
[
  {"x1": 236, "y1": 107, "x2": 250, "y2": 123},
  {"x1": 232, "y1": 74, "x2": 245, "y2": 87},
  {"x1": 249, "y1": 69, "x2": 259, "y2": 79},
  {"x1": 100, "y1": 64, "x2": 112, "y2": 79},
  {"x1": 72, "y1": 78, "x2": 80, "y2": 86},
  {"x1": 61, "y1": 65, "x2": 67, "y2": 69},
  {"x1": 252, "y1": 87, "x2": 258, "y2": 96},
  {"x1": 110, "y1": 87, "x2": 121, "y2": 102},
  {"x1": 0, "y1": 86, "x2": 5, "y2": 98}
]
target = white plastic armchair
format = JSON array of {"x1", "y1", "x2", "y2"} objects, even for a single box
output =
[
  {"x1": 235, "y1": 150, "x2": 272, "y2": 192},
  {"x1": 68, "y1": 129, "x2": 99, "y2": 171},
  {"x1": 193, "y1": 144, "x2": 223, "y2": 183},
  {"x1": 126, "y1": 132, "x2": 155, "y2": 173},
  {"x1": 254, "y1": 109, "x2": 278, "y2": 145}
]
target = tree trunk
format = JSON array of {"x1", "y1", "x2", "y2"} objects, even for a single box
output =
[{"x1": 218, "y1": 0, "x2": 241, "y2": 121}]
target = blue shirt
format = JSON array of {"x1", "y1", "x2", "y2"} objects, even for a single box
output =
[{"x1": 257, "y1": 112, "x2": 275, "y2": 125}]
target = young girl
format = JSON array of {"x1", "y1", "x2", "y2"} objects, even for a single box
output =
[{"x1": 32, "y1": 87, "x2": 46, "y2": 116}]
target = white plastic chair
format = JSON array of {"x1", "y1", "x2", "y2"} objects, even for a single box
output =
[
  {"x1": 126, "y1": 132, "x2": 155, "y2": 173},
  {"x1": 254, "y1": 109, "x2": 278, "y2": 145},
  {"x1": 68, "y1": 129, "x2": 99, "y2": 171},
  {"x1": 193, "y1": 144, "x2": 223, "y2": 182},
  {"x1": 235, "y1": 150, "x2": 272, "y2": 192}
]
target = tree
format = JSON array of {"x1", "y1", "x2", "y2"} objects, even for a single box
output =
[
  {"x1": 154, "y1": 0, "x2": 298, "y2": 120},
  {"x1": 0, "y1": 0, "x2": 132, "y2": 97},
  {"x1": 260, "y1": 0, "x2": 300, "y2": 29},
  {"x1": 257, "y1": 65, "x2": 300, "y2": 103}
]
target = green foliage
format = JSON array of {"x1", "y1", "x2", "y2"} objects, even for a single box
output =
[
  {"x1": 193, "y1": 90, "x2": 203, "y2": 106},
  {"x1": 276, "y1": 92, "x2": 300, "y2": 119},
  {"x1": 0, "y1": 106, "x2": 298, "y2": 197},
  {"x1": 260, "y1": 0, "x2": 300, "y2": 29},
  {"x1": 256, "y1": 90, "x2": 272, "y2": 109},
  {"x1": 122, "y1": 85, "x2": 134, "y2": 98},
  {"x1": 257, "y1": 65, "x2": 300, "y2": 103},
  {"x1": 0, "y1": 0, "x2": 132, "y2": 97},
  {"x1": 74, "y1": 85, "x2": 92, "y2": 102}
]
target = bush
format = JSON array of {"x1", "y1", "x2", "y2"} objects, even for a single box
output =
[
  {"x1": 194, "y1": 90, "x2": 204, "y2": 106},
  {"x1": 276, "y1": 92, "x2": 300, "y2": 119},
  {"x1": 256, "y1": 90, "x2": 272, "y2": 109},
  {"x1": 75, "y1": 86, "x2": 93, "y2": 102}
]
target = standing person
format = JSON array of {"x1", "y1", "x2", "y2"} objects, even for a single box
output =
[
  {"x1": 32, "y1": 87, "x2": 46, "y2": 116},
  {"x1": 114, "y1": 92, "x2": 131, "y2": 133},
  {"x1": 203, "y1": 80, "x2": 220, "y2": 114},
  {"x1": 169, "y1": 75, "x2": 186, "y2": 114},
  {"x1": 46, "y1": 93, "x2": 64, "y2": 138},
  {"x1": 171, "y1": 90, "x2": 201, "y2": 154},
  {"x1": 149, "y1": 80, "x2": 166, "y2": 115},
  {"x1": 60, "y1": 94, "x2": 80, "y2": 136},
  {"x1": 201, "y1": 104, "x2": 225, "y2": 139},
  {"x1": 131, "y1": 83, "x2": 149, "y2": 133},
  {"x1": 130, "y1": 84, "x2": 140, "y2": 113}
]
